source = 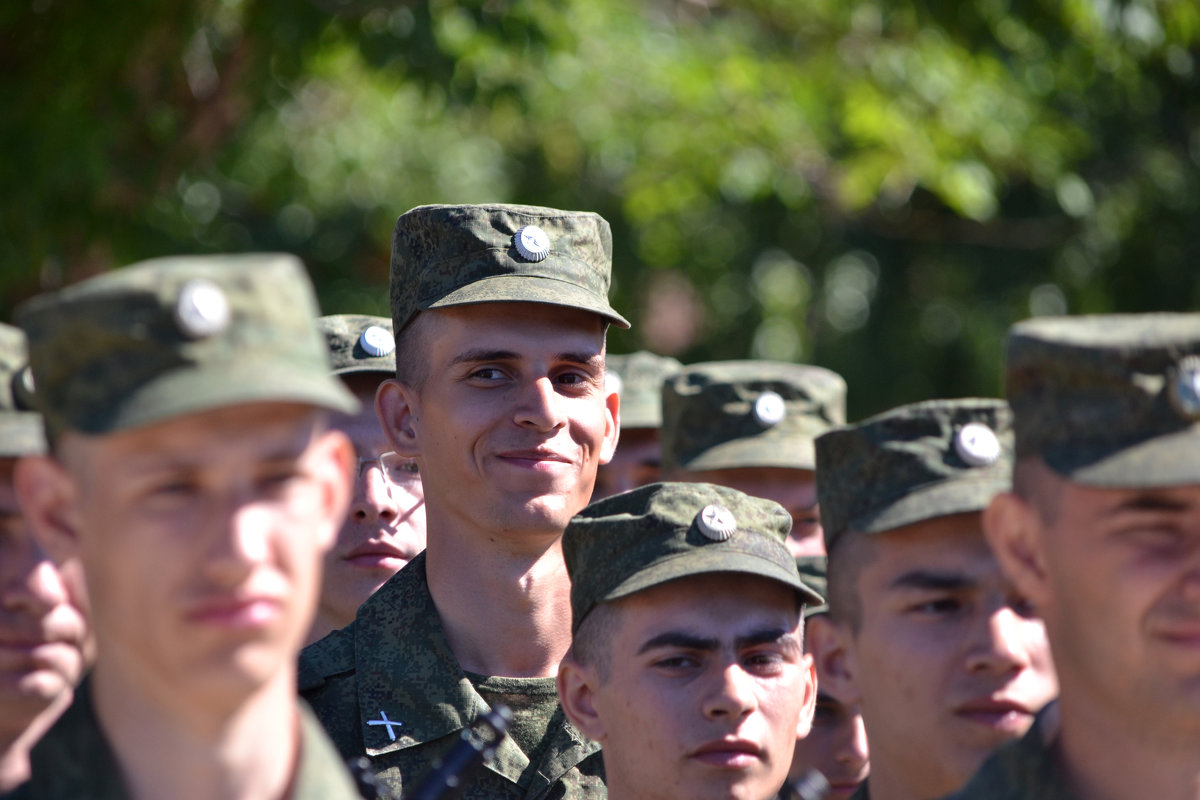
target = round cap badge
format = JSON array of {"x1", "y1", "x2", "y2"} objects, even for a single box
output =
[
  {"x1": 174, "y1": 279, "x2": 231, "y2": 339},
  {"x1": 1169, "y1": 356, "x2": 1200, "y2": 420},
  {"x1": 753, "y1": 391, "x2": 786, "y2": 427},
  {"x1": 696, "y1": 504, "x2": 738, "y2": 541},
  {"x1": 359, "y1": 325, "x2": 395, "y2": 358},
  {"x1": 513, "y1": 225, "x2": 551, "y2": 262},
  {"x1": 954, "y1": 422, "x2": 1001, "y2": 467}
]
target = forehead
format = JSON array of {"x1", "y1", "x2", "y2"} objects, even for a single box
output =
[
  {"x1": 424, "y1": 302, "x2": 606, "y2": 348},
  {"x1": 853, "y1": 512, "x2": 1000, "y2": 588},
  {"x1": 613, "y1": 573, "x2": 801, "y2": 640},
  {"x1": 333, "y1": 376, "x2": 389, "y2": 449}
]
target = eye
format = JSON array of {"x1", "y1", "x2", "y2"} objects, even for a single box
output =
[
  {"x1": 651, "y1": 653, "x2": 701, "y2": 672},
  {"x1": 743, "y1": 649, "x2": 786, "y2": 674},
  {"x1": 469, "y1": 366, "x2": 508, "y2": 382},
  {"x1": 909, "y1": 596, "x2": 963, "y2": 616},
  {"x1": 812, "y1": 698, "x2": 840, "y2": 724}
]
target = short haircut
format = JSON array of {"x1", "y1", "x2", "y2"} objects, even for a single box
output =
[
  {"x1": 1011, "y1": 456, "x2": 1063, "y2": 525},
  {"x1": 824, "y1": 530, "x2": 877, "y2": 634},
  {"x1": 393, "y1": 313, "x2": 432, "y2": 390},
  {"x1": 570, "y1": 601, "x2": 622, "y2": 684}
]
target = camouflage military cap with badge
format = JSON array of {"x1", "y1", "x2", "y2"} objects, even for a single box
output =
[{"x1": 0, "y1": 322, "x2": 46, "y2": 457}]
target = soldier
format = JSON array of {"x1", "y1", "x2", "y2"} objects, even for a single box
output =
[
  {"x1": 813, "y1": 399, "x2": 1057, "y2": 800},
  {"x1": 308, "y1": 314, "x2": 426, "y2": 645},
  {"x1": 786, "y1": 557, "x2": 869, "y2": 800},
  {"x1": 661, "y1": 361, "x2": 846, "y2": 557},
  {"x1": 591, "y1": 351, "x2": 682, "y2": 501},
  {"x1": 949, "y1": 314, "x2": 1200, "y2": 800},
  {"x1": 557, "y1": 481, "x2": 822, "y2": 800},
  {"x1": 299, "y1": 204, "x2": 626, "y2": 798},
  {"x1": 6, "y1": 255, "x2": 363, "y2": 798},
  {"x1": 0, "y1": 324, "x2": 88, "y2": 792}
]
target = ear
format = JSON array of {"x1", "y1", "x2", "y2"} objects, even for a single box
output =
[
  {"x1": 598, "y1": 384, "x2": 620, "y2": 466},
  {"x1": 795, "y1": 651, "x2": 818, "y2": 738},
  {"x1": 376, "y1": 378, "x2": 420, "y2": 460},
  {"x1": 984, "y1": 491, "x2": 1052, "y2": 613},
  {"x1": 807, "y1": 614, "x2": 862, "y2": 707},
  {"x1": 15, "y1": 455, "x2": 83, "y2": 567},
  {"x1": 312, "y1": 429, "x2": 355, "y2": 552},
  {"x1": 556, "y1": 654, "x2": 607, "y2": 743}
]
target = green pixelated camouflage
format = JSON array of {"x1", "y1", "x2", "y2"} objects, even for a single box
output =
[
  {"x1": 563, "y1": 482, "x2": 823, "y2": 631},
  {"x1": 0, "y1": 323, "x2": 45, "y2": 456},
  {"x1": 795, "y1": 555, "x2": 828, "y2": 618},
  {"x1": 816, "y1": 398, "x2": 1013, "y2": 551},
  {"x1": 660, "y1": 360, "x2": 846, "y2": 473},
  {"x1": 318, "y1": 314, "x2": 396, "y2": 377},
  {"x1": 299, "y1": 554, "x2": 606, "y2": 800},
  {"x1": 1006, "y1": 313, "x2": 1200, "y2": 487},
  {"x1": 606, "y1": 350, "x2": 683, "y2": 430},
  {"x1": 389, "y1": 203, "x2": 630, "y2": 334},
  {"x1": 16, "y1": 254, "x2": 358, "y2": 440},
  {"x1": 942, "y1": 703, "x2": 1075, "y2": 799},
  {"x1": 3, "y1": 678, "x2": 362, "y2": 800}
]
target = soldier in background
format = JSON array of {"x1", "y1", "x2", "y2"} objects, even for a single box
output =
[
  {"x1": 557, "y1": 482, "x2": 821, "y2": 800},
  {"x1": 6, "y1": 255, "x2": 363, "y2": 799},
  {"x1": 950, "y1": 314, "x2": 1200, "y2": 800},
  {"x1": 308, "y1": 314, "x2": 426, "y2": 645},
  {"x1": 300, "y1": 204, "x2": 625, "y2": 798},
  {"x1": 813, "y1": 399, "x2": 1057, "y2": 800},
  {"x1": 0, "y1": 324, "x2": 88, "y2": 792},
  {"x1": 591, "y1": 350, "x2": 681, "y2": 501},
  {"x1": 661, "y1": 361, "x2": 846, "y2": 556}
]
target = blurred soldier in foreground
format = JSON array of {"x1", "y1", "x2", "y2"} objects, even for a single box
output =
[
  {"x1": 300, "y1": 204, "x2": 625, "y2": 798},
  {"x1": 557, "y1": 482, "x2": 821, "y2": 800},
  {"x1": 950, "y1": 314, "x2": 1200, "y2": 800},
  {"x1": 308, "y1": 314, "x2": 426, "y2": 645},
  {"x1": 591, "y1": 351, "x2": 681, "y2": 501},
  {"x1": 814, "y1": 399, "x2": 1057, "y2": 800},
  {"x1": 786, "y1": 557, "x2": 869, "y2": 800},
  {"x1": 0, "y1": 325, "x2": 87, "y2": 792},
  {"x1": 6, "y1": 255, "x2": 362, "y2": 799},
  {"x1": 661, "y1": 361, "x2": 846, "y2": 557}
]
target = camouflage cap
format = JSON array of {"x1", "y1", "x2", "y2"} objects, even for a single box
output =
[
  {"x1": 817, "y1": 398, "x2": 1012, "y2": 550},
  {"x1": 1006, "y1": 313, "x2": 1200, "y2": 487},
  {"x1": 795, "y1": 555, "x2": 829, "y2": 618},
  {"x1": 564, "y1": 481, "x2": 823, "y2": 632},
  {"x1": 389, "y1": 203, "x2": 630, "y2": 334},
  {"x1": 318, "y1": 314, "x2": 396, "y2": 377},
  {"x1": 606, "y1": 351, "x2": 683, "y2": 430},
  {"x1": 660, "y1": 360, "x2": 847, "y2": 473},
  {"x1": 0, "y1": 323, "x2": 46, "y2": 456},
  {"x1": 16, "y1": 253, "x2": 358, "y2": 440}
]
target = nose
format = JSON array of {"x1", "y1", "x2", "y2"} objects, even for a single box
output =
[
  {"x1": 200, "y1": 499, "x2": 272, "y2": 586},
  {"x1": 701, "y1": 662, "x2": 758, "y2": 721},
  {"x1": 351, "y1": 462, "x2": 400, "y2": 525},
  {"x1": 964, "y1": 604, "x2": 1031, "y2": 676},
  {"x1": 514, "y1": 377, "x2": 566, "y2": 433},
  {"x1": 833, "y1": 712, "x2": 869, "y2": 770}
]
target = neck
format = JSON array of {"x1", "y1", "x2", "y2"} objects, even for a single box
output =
[
  {"x1": 1058, "y1": 690, "x2": 1200, "y2": 800},
  {"x1": 304, "y1": 610, "x2": 339, "y2": 648},
  {"x1": 92, "y1": 662, "x2": 300, "y2": 800},
  {"x1": 425, "y1": 509, "x2": 573, "y2": 677},
  {"x1": 0, "y1": 690, "x2": 74, "y2": 792}
]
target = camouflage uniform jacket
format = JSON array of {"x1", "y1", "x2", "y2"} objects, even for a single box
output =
[
  {"x1": 944, "y1": 702, "x2": 1076, "y2": 800},
  {"x1": 2, "y1": 678, "x2": 362, "y2": 799},
  {"x1": 298, "y1": 552, "x2": 606, "y2": 799}
]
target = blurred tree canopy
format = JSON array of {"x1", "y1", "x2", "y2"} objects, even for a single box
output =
[{"x1": 2, "y1": 0, "x2": 1198, "y2": 418}]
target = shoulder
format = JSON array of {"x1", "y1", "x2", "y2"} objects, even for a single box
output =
[
  {"x1": 942, "y1": 707, "x2": 1071, "y2": 800},
  {"x1": 299, "y1": 621, "x2": 358, "y2": 692}
]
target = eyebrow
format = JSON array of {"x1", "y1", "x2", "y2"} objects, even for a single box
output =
[
  {"x1": 451, "y1": 349, "x2": 603, "y2": 369},
  {"x1": 636, "y1": 627, "x2": 796, "y2": 655},
  {"x1": 1109, "y1": 493, "x2": 1190, "y2": 514},
  {"x1": 888, "y1": 569, "x2": 975, "y2": 593}
]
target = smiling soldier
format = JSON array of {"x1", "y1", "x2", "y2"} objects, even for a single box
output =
[
  {"x1": 4, "y1": 255, "x2": 363, "y2": 799},
  {"x1": 299, "y1": 204, "x2": 626, "y2": 798},
  {"x1": 812, "y1": 399, "x2": 1057, "y2": 800},
  {"x1": 557, "y1": 481, "x2": 821, "y2": 800}
]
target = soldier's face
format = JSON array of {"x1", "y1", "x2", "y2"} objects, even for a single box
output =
[
  {"x1": 821, "y1": 513, "x2": 1056, "y2": 799},
  {"x1": 592, "y1": 428, "x2": 661, "y2": 501},
  {"x1": 383, "y1": 302, "x2": 618, "y2": 540},
  {"x1": 992, "y1": 467, "x2": 1200, "y2": 739},
  {"x1": 565, "y1": 574, "x2": 814, "y2": 800},
  {"x1": 685, "y1": 468, "x2": 823, "y2": 557},
  {"x1": 316, "y1": 374, "x2": 425, "y2": 639},
  {"x1": 0, "y1": 458, "x2": 87, "y2": 739},
  {"x1": 32, "y1": 404, "x2": 351, "y2": 713}
]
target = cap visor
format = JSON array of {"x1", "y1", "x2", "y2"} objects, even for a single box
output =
[
  {"x1": 426, "y1": 274, "x2": 630, "y2": 329},
  {"x1": 1044, "y1": 425, "x2": 1200, "y2": 488},
  {"x1": 846, "y1": 475, "x2": 1008, "y2": 536},
  {"x1": 681, "y1": 436, "x2": 817, "y2": 472}
]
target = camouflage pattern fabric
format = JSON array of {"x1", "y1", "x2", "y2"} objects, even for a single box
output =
[
  {"x1": 660, "y1": 360, "x2": 846, "y2": 473},
  {"x1": 816, "y1": 398, "x2": 1012, "y2": 551},
  {"x1": 2, "y1": 679, "x2": 362, "y2": 799},
  {"x1": 563, "y1": 482, "x2": 823, "y2": 632},
  {"x1": 795, "y1": 555, "x2": 828, "y2": 618},
  {"x1": 0, "y1": 322, "x2": 44, "y2": 457},
  {"x1": 318, "y1": 314, "x2": 396, "y2": 377},
  {"x1": 389, "y1": 203, "x2": 629, "y2": 334},
  {"x1": 941, "y1": 703, "x2": 1076, "y2": 800},
  {"x1": 298, "y1": 553, "x2": 606, "y2": 799},
  {"x1": 1006, "y1": 312, "x2": 1200, "y2": 487},
  {"x1": 16, "y1": 253, "x2": 357, "y2": 440},
  {"x1": 604, "y1": 351, "x2": 682, "y2": 430}
]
